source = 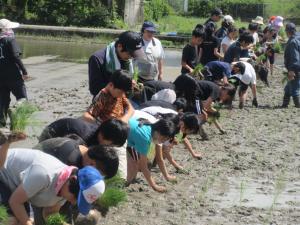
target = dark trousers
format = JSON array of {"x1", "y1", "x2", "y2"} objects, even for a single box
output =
[{"x1": 0, "y1": 80, "x2": 27, "y2": 127}]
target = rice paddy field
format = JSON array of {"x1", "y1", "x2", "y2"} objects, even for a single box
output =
[{"x1": 7, "y1": 47, "x2": 299, "y2": 225}]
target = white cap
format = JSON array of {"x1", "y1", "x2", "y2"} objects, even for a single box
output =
[
  {"x1": 224, "y1": 15, "x2": 234, "y2": 23},
  {"x1": 151, "y1": 89, "x2": 176, "y2": 104},
  {"x1": 274, "y1": 16, "x2": 284, "y2": 27},
  {"x1": 0, "y1": 18, "x2": 20, "y2": 29}
]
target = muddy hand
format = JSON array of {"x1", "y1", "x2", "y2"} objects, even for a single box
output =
[{"x1": 7, "y1": 132, "x2": 27, "y2": 143}]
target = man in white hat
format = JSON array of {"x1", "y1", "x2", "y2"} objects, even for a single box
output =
[{"x1": 0, "y1": 18, "x2": 29, "y2": 128}]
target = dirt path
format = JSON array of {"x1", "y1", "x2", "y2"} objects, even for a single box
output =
[{"x1": 12, "y1": 56, "x2": 300, "y2": 225}]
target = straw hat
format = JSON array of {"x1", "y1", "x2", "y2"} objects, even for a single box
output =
[
  {"x1": 0, "y1": 18, "x2": 20, "y2": 29},
  {"x1": 252, "y1": 16, "x2": 264, "y2": 25}
]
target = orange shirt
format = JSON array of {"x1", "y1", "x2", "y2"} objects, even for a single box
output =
[{"x1": 88, "y1": 88, "x2": 129, "y2": 122}]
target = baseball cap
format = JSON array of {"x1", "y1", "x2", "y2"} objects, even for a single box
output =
[
  {"x1": 77, "y1": 166, "x2": 105, "y2": 215},
  {"x1": 224, "y1": 15, "x2": 234, "y2": 23},
  {"x1": 117, "y1": 31, "x2": 145, "y2": 59},
  {"x1": 285, "y1": 23, "x2": 296, "y2": 33},
  {"x1": 211, "y1": 8, "x2": 223, "y2": 17},
  {"x1": 142, "y1": 21, "x2": 156, "y2": 33},
  {"x1": 0, "y1": 18, "x2": 20, "y2": 29},
  {"x1": 274, "y1": 16, "x2": 284, "y2": 27}
]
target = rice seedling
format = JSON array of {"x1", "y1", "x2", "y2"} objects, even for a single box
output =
[
  {"x1": 46, "y1": 213, "x2": 67, "y2": 225},
  {"x1": 97, "y1": 188, "x2": 127, "y2": 209},
  {"x1": 198, "y1": 171, "x2": 219, "y2": 202},
  {"x1": 239, "y1": 179, "x2": 247, "y2": 205},
  {"x1": 191, "y1": 64, "x2": 204, "y2": 80},
  {"x1": 281, "y1": 71, "x2": 289, "y2": 85},
  {"x1": 256, "y1": 54, "x2": 267, "y2": 64},
  {"x1": 105, "y1": 173, "x2": 126, "y2": 189},
  {"x1": 273, "y1": 42, "x2": 282, "y2": 54},
  {"x1": 8, "y1": 101, "x2": 39, "y2": 132},
  {"x1": 0, "y1": 205, "x2": 8, "y2": 224}
]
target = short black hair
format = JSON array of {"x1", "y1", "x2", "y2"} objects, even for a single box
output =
[
  {"x1": 239, "y1": 31, "x2": 254, "y2": 44},
  {"x1": 205, "y1": 21, "x2": 216, "y2": 37},
  {"x1": 248, "y1": 23, "x2": 258, "y2": 31},
  {"x1": 239, "y1": 27, "x2": 246, "y2": 35},
  {"x1": 68, "y1": 168, "x2": 80, "y2": 198},
  {"x1": 211, "y1": 8, "x2": 223, "y2": 16},
  {"x1": 221, "y1": 84, "x2": 237, "y2": 104},
  {"x1": 234, "y1": 62, "x2": 246, "y2": 75},
  {"x1": 228, "y1": 26, "x2": 237, "y2": 34},
  {"x1": 192, "y1": 28, "x2": 205, "y2": 39},
  {"x1": 181, "y1": 113, "x2": 200, "y2": 134},
  {"x1": 97, "y1": 118, "x2": 129, "y2": 147},
  {"x1": 173, "y1": 98, "x2": 187, "y2": 111},
  {"x1": 194, "y1": 24, "x2": 205, "y2": 32},
  {"x1": 110, "y1": 70, "x2": 132, "y2": 92},
  {"x1": 152, "y1": 119, "x2": 178, "y2": 139},
  {"x1": 87, "y1": 145, "x2": 119, "y2": 179}
]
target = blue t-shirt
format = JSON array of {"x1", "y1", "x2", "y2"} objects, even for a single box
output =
[
  {"x1": 205, "y1": 61, "x2": 232, "y2": 80},
  {"x1": 127, "y1": 118, "x2": 152, "y2": 156}
]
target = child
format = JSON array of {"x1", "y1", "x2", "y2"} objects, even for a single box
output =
[
  {"x1": 0, "y1": 132, "x2": 105, "y2": 225},
  {"x1": 82, "y1": 69, "x2": 134, "y2": 179},
  {"x1": 83, "y1": 69, "x2": 134, "y2": 123},
  {"x1": 181, "y1": 28, "x2": 205, "y2": 75},
  {"x1": 221, "y1": 26, "x2": 238, "y2": 55},
  {"x1": 126, "y1": 118, "x2": 177, "y2": 192}
]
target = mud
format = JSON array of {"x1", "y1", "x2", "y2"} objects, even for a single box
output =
[{"x1": 11, "y1": 54, "x2": 300, "y2": 225}]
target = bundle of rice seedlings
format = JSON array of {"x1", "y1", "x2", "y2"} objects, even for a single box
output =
[
  {"x1": 273, "y1": 42, "x2": 282, "y2": 53},
  {"x1": 8, "y1": 101, "x2": 38, "y2": 132},
  {"x1": 256, "y1": 54, "x2": 267, "y2": 64},
  {"x1": 97, "y1": 188, "x2": 127, "y2": 209},
  {"x1": 0, "y1": 205, "x2": 8, "y2": 224},
  {"x1": 191, "y1": 64, "x2": 204, "y2": 80},
  {"x1": 46, "y1": 213, "x2": 67, "y2": 225},
  {"x1": 281, "y1": 71, "x2": 289, "y2": 85}
]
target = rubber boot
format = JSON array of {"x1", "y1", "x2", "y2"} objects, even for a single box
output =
[
  {"x1": 293, "y1": 96, "x2": 300, "y2": 108},
  {"x1": 281, "y1": 94, "x2": 290, "y2": 108}
]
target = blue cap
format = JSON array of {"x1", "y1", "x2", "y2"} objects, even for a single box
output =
[
  {"x1": 77, "y1": 166, "x2": 105, "y2": 215},
  {"x1": 285, "y1": 23, "x2": 296, "y2": 33},
  {"x1": 142, "y1": 21, "x2": 156, "y2": 32}
]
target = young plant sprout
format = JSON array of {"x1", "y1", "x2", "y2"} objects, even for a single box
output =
[
  {"x1": 191, "y1": 64, "x2": 204, "y2": 80},
  {"x1": 8, "y1": 101, "x2": 38, "y2": 132},
  {"x1": 97, "y1": 188, "x2": 127, "y2": 209},
  {"x1": 281, "y1": 71, "x2": 289, "y2": 84},
  {"x1": 45, "y1": 213, "x2": 67, "y2": 225},
  {"x1": 0, "y1": 205, "x2": 8, "y2": 224}
]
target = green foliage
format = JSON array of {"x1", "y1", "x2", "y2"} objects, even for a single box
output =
[
  {"x1": 273, "y1": 42, "x2": 283, "y2": 54},
  {"x1": 9, "y1": 101, "x2": 38, "y2": 132},
  {"x1": 257, "y1": 54, "x2": 267, "y2": 63},
  {"x1": 144, "y1": 0, "x2": 174, "y2": 21},
  {"x1": 281, "y1": 71, "x2": 288, "y2": 85},
  {"x1": 0, "y1": 205, "x2": 8, "y2": 224},
  {"x1": 191, "y1": 64, "x2": 204, "y2": 80},
  {"x1": 46, "y1": 213, "x2": 67, "y2": 225}
]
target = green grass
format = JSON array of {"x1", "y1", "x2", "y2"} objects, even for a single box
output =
[
  {"x1": 156, "y1": 15, "x2": 249, "y2": 35},
  {"x1": 45, "y1": 213, "x2": 67, "y2": 225},
  {"x1": 0, "y1": 205, "x2": 8, "y2": 224},
  {"x1": 8, "y1": 101, "x2": 39, "y2": 132}
]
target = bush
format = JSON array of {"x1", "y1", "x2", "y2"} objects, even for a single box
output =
[
  {"x1": 0, "y1": 205, "x2": 8, "y2": 224},
  {"x1": 144, "y1": 0, "x2": 174, "y2": 21}
]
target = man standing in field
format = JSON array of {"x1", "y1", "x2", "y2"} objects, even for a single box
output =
[{"x1": 282, "y1": 23, "x2": 300, "y2": 108}]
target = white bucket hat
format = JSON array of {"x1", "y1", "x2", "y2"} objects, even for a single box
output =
[
  {"x1": 224, "y1": 15, "x2": 235, "y2": 24},
  {"x1": 0, "y1": 19, "x2": 20, "y2": 29},
  {"x1": 252, "y1": 16, "x2": 264, "y2": 25}
]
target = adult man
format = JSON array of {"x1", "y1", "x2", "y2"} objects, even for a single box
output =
[
  {"x1": 232, "y1": 61, "x2": 258, "y2": 109},
  {"x1": 204, "y1": 8, "x2": 223, "y2": 31},
  {"x1": 88, "y1": 31, "x2": 144, "y2": 97},
  {"x1": 282, "y1": 23, "x2": 300, "y2": 108},
  {"x1": 136, "y1": 21, "x2": 165, "y2": 82}
]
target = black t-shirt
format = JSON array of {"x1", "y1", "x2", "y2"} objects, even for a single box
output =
[
  {"x1": 196, "y1": 80, "x2": 220, "y2": 101},
  {"x1": 204, "y1": 18, "x2": 217, "y2": 30},
  {"x1": 139, "y1": 100, "x2": 176, "y2": 110},
  {"x1": 39, "y1": 118, "x2": 99, "y2": 145},
  {"x1": 200, "y1": 36, "x2": 219, "y2": 65},
  {"x1": 181, "y1": 44, "x2": 197, "y2": 74},
  {"x1": 143, "y1": 80, "x2": 175, "y2": 101},
  {"x1": 34, "y1": 137, "x2": 83, "y2": 168},
  {"x1": 0, "y1": 37, "x2": 27, "y2": 81}
]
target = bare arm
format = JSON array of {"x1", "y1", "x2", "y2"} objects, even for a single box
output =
[
  {"x1": 162, "y1": 145, "x2": 183, "y2": 170},
  {"x1": 181, "y1": 61, "x2": 194, "y2": 73},
  {"x1": 0, "y1": 142, "x2": 10, "y2": 169},
  {"x1": 120, "y1": 98, "x2": 134, "y2": 123},
  {"x1": 203, "y1": 97, "x2": 214, "y2": 112},
  {"x1": 158, "y1": 59, "x2": 163, "y2": 80},
  {"x1": 139, "y1": 155, "x2": 166, "y2": 192},
  {"x1": 43, "y1": 204, "x2": 61, "y2": 219},
  {"x1": 214, "y1": 48, "x2": 223, "y2": 60},
  {"x1": 222, "y1": 44, "x2": 228, "y2": 54},
  {"x1": 251, "y1": 84, "x2": 257, "y2": 98},
  {"x1": 9, "y1": 185, "x2": 32, "y2": 225},
  {"x1": 155, "y1": 144, "x2": 176, "y2": 181},
  {"x1": 183, "y1": 137, "x2": 202, "y2": 159},
  {"x1": 82, "y1": 111, "x2": 96, "y2": 123}
]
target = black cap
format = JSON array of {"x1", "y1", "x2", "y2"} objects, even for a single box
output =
[
  {"x1": 117, "y1": 31, "x2": 145, "y2": 59},
  {"x1": 142, "y1": 21, "x2": 156, "y2": 32},
  {"x1": 211, "y1": 8, "x2": 223, "y2": 17},
  {"x1": 285, "y1": 23, "x2": 296, "y2": 33}
]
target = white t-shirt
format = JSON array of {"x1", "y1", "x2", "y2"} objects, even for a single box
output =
[
  {"x1": 234, "y1": 61, "x2": 257, "y2": 85},
  {"x1": 252, "y1": 32, "x2": 259, "y2": 45},
  {"x1": 151, "y1": 89, "x2": 176, "y2": 104},
  {"x1": 221, "y1": 36, "x2": 235, "y2": 54},
  {"x1": 132, "y1": 110, "x2": 158, "y2": 124},
  {"x1": 141, "y1": 106, "x2": 177, "y2": 117},
  {"x1": 136, "y1": 37, "x2": 165, "y2": 80},
  {"x1": 0, "y1": 148, "x2": 66, "y2": 207}
]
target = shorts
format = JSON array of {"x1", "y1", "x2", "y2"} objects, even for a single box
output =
[
  {"x1": 127, "y1": 146, "x2": 140, "y2": 161},
  {"x1": 115, "y1": 141, "x2": 128, "y2": 179},
  {"x1": 239, "y1": 82, "x2": 249, "y2": 95}
]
